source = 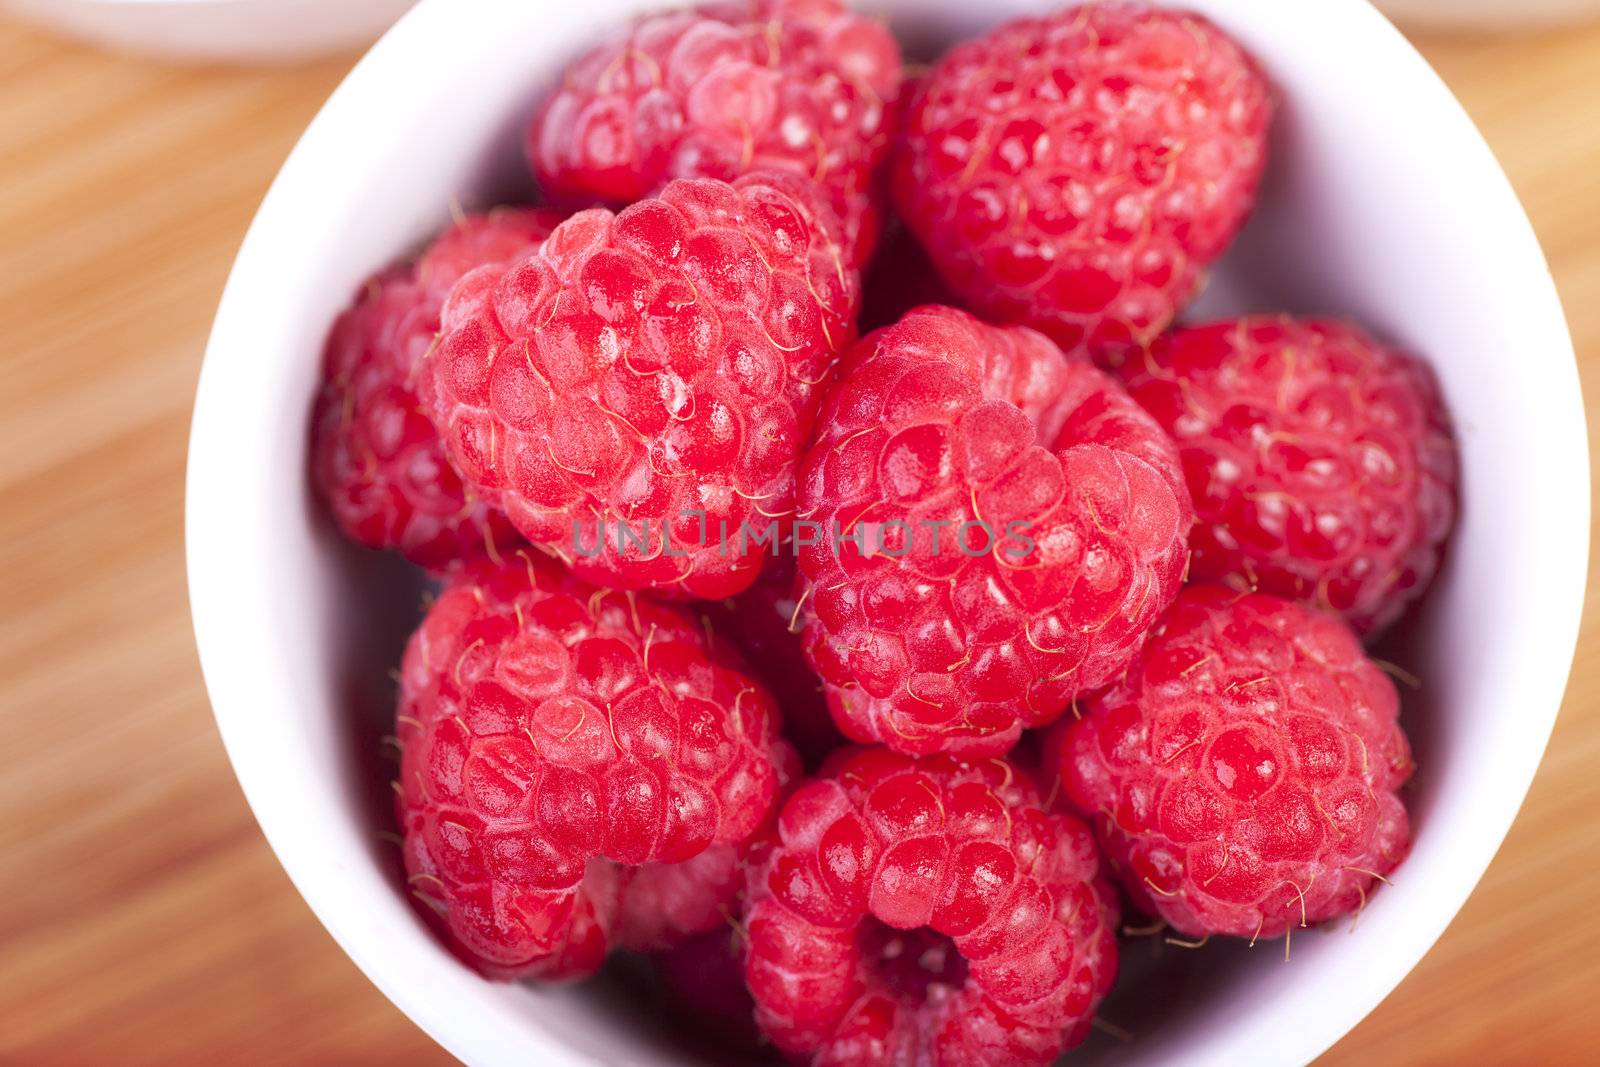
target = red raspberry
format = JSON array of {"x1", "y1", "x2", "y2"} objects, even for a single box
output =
[
  {"x1": 527, "y1": 0, "x2": 903, "y2": 261},
  {"x1": 743, "y1": 747, "x2": 1118, "y2": 1065},
  {"x1": 401, "y1": 826, "x2": 623, "y2": 980},
  {"x1": 425, "y1": 172, "x2": 860, "y2": 600},
  {"x1": 394, "y1": 551, "x2": 785, "y2": 978},
  {"x1": 796, "y1": 306, "x2": 1192, "y2": 757},
  {"x1": 1051, "y1": 585, "x2": 1413, "y2": 943},
  {"x1": 700, "y1": 555, "x2": 845, "y2": 765},
  {"x1": 1116, "y1": 315, "x2": 1457, "y2": 636},
  {"x1": 891, "y1": 3, "x2": 1271, "y2": 360},
  {"x1": 311, "y1": 208, "x2": 562, "y2": 571}
]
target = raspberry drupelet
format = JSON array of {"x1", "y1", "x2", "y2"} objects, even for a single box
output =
[
  {"x1": 743, "y1": 747, "x2": 1119, "y2": 1065},
  {"x1": 1052, "y1": 585, "x2": 1413, "y2": 944},
  {"x1": 796, "y1": 305, "x2": 1192, "y2": 757},
  {"x1": 423, "y1": 171, "x2": 860, "y2": 601},
  {"x1": 394, "y1": 551, "x2": 786, "y2": 978},
  {"x1": 527, "y1": 0, "x2": 903, "y2": 262},
  {"x1": 891, "y1": 2, "x2": 1271, "y2": 361},
  {"x1": 1115, "y1": 314, "x2": 1457, "y2": 637},
  {"x1": 311, "y1": 208, "x2": 564, "y2": 572}
]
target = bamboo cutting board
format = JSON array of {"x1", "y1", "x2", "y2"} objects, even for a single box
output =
[{"x1": 0, "y1": 13, "x2": 1596, "y2": 1066}]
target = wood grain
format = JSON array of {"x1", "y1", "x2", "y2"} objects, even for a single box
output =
[{"x1": 0, "y1": 13, "x2": 1595, "y2": 1066}]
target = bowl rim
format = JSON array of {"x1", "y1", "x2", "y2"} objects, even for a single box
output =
[{"x1": 186, "y1": 0, "x2": 1588, "y2": 1063}]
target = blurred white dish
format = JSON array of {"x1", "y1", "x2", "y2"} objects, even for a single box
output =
[
  {"x1": 2, "y1": 0, "x2": 415, "y2": 61},
  {"x1": 187, "y1": 0, "x2": 1586, "y2": 1064}
]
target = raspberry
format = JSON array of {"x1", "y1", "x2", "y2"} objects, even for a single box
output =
[
  {"x1": 311, "y1": 208, "x2": 562, "y2": 571},
  {"x1": 424, "y1": 172, "x2": 860, "y2": 600},
  {"x1": 1117, "y1": 315, "x2": 1457, "y2": 636},
  {"x1": 527, "y1": 0, "x2": 903, "y2": 261},
  {"x1": 743, "y1": 747, "x2": 1118, "y2": 1065},
  {"x1": 1051, "y1": 585, "x2": 1413, "y2": 943},
  {"x1": 700, "y1": 555, "x2": 845, "y2": 765},
  {"x1": 394, "y1": 551, "x2": 785, "y2": 978},
  {"x1": 891, "y1": 3, "x2": 1271, "y2": 359},
  {"x1": 796, "y1": 305, "x2": 1192, "y2": 757},
  {"x1": 401, "y1": 829, "x2": 623, "y2": 980}
]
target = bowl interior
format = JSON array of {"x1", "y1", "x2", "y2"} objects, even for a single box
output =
[{"x1": 186, "y1": 0, "x2": 1586, "y2": 1064}]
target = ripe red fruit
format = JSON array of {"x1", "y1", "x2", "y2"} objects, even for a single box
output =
[
  {"x1": 1051, "y1": 585, "x2": 1413, "y2": 942},
  {"x1": 1116, "y1": 315, "x2": 1457, "y2": 636},
  {"x1": 743, "y1": 747, "x2": 1119, "y2": 1065},
  {"x1": 311, "y1": 208, "x2": 563, "y2": 571},
  {"x1": 527, "y1": 0, "x2": 903, "y2": 261},
  {"x1": 891, "y1": 2, "x2": 1271, "y2": 360},
  {"x1": 423, "y1": 172, "x2": 860, "y2": 600},
  {"x1": 394, "y1": 551, "x2": 786, "y2": 978},
  {"x1": 698, "y1": 555, "x2": 845, "y2": 765},
  {"x1": 796, "y1": 305, "x2": 1192, "y2": 757}
]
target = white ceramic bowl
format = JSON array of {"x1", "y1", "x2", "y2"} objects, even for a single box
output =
[
  {"x1": 2, "y1": 0, "x2": 414, "y2": 61},
  {"x1": 186, "y1": 1, "x2": 1587, "y2": 1063}
]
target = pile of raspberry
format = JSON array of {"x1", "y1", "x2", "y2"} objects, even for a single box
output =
[{"x1": 309, "y1": 2, "x2": 1456, "y2": 1062}]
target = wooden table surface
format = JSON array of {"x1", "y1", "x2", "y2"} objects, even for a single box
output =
[{"x1": 1, "y1": 12, "x2": 1597, "y2": 1066}]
